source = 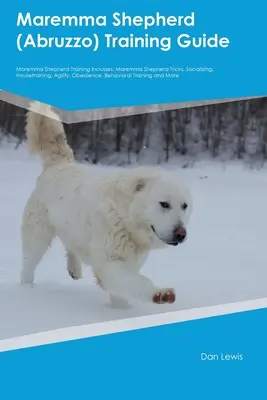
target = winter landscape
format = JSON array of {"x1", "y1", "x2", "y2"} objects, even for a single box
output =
[{"x1": 0, "y1": 97, "x2": 267, "y2": 340}]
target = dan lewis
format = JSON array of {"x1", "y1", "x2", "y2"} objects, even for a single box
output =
[{"x1": 200, "y1": 353, "x2": 243, "y2": 361}]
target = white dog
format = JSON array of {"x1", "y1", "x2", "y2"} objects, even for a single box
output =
[{"x1": 21, "y1": 102, "x2": 193, "y2": 307}]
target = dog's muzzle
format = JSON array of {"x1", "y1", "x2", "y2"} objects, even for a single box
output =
[{"x1": 151, "y1": 225, "x2": 187, "y2": 246}]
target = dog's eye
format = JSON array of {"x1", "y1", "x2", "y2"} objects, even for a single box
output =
[
  {"x1": 181, "y1": 203, "x2": 188, "y2": 211},
  {"x1": 160, "y1": 201, "x2": 171, "y2": 209}
]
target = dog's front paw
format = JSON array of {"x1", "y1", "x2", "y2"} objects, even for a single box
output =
[{"x1": 152, "y1": 288, "x2": 176, "y2": 304}]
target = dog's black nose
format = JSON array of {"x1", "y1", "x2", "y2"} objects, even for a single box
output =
[{"x1": 173, "y1": 225, "x2": 187, "y2": 243}]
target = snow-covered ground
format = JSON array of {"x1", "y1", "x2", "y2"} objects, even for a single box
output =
[{"x1": 1, "y1": 143, "x2": 267, "y2": 340}]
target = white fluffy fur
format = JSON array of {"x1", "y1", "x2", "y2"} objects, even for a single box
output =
[{"x1": 21, "y1": 102, "x2": 193, "y2": 307}]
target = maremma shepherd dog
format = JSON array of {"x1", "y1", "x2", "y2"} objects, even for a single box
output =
[{"x1": 20, "y1": 102, "x2": 193, "y2": 308}]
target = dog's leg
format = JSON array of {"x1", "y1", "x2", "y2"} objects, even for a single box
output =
[
  {"x1": 67, "y1": 251, "x2": 82, "y2": 280},
  {"x1": 21, "y1": 204, "x2": 54, "y2": 285},
  {"x1": 95, "y1": 263, "x2": 176, "y2": 305}
]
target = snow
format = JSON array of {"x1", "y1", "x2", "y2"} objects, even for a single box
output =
[{"x1": 1, "y1": 144, "x2": 267, "y2": 340}]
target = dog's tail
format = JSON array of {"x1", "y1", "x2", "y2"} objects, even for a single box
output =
[{"x1": 26, "y1": 101, "x2": 74, "y2": 169}]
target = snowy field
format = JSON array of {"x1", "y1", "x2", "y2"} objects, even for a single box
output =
[{"x1": 1, "y1": 144, "x2": 267, "y2": 340}]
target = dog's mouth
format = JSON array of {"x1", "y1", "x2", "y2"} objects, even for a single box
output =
[{"x1": 151, "y1": 226, "x2": 179, "y2": 246}]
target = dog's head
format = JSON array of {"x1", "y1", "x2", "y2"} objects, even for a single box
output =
[{"x1": 122, "y1": 167, "x2": 193, "y2": 248}]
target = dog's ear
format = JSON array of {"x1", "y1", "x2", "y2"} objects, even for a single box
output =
[
  {"x1": 134, "y1": 178, "x2": 146, "y2": 192},
  {"x1": 123, "y1": 167, "x2": 158, "y2": 195}
]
